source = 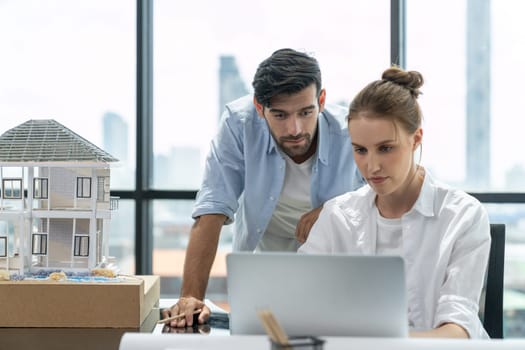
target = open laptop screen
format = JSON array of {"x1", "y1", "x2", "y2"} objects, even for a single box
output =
[{"x1": 226, "y1": 252, "x2": 408, "y2": 337}]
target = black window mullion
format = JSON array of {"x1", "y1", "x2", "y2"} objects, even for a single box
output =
[
  {"x1": 136, "y1": 0, "x2": 154, "y2": 275},
  {"x1": 470, "y1": 193, "x2": 525, "y2": 204},
  {"x1": 391, "y1": 0, "x2": 406, "y2": 68}
]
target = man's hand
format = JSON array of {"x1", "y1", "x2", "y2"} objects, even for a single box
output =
[
  {"x1": 167, "y1": 214, "x2": 225, "y2": 328},
  {"x1": 162, "y1": 296, "x2": 210, "y2": 328},
  {"x1": 295, "y1": 206, "x2": 323, "y2": 244}
]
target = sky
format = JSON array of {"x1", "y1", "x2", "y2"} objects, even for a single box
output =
[{"x1": 1, "y1": 0, "x2": 524, "y2": 191}]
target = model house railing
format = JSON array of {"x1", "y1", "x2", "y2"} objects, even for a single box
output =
[{"x1": 110, "y1": 196, "x2": 119, "y2": 211}]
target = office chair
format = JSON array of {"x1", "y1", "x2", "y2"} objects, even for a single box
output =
[{"x1": 480, "y1": 223, "x2": 506, "y2": 338}]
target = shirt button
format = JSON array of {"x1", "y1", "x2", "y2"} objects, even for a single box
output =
[
  {"x1": 257, "y1": 228, "x2": 261, "y2": 233},
  {"x1": 270, "y1": 196, "x2": 274, "y2": 201}
]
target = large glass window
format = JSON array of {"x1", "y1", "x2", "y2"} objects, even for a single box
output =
[
  {"x1": 406, "y1": 0, "x2": 525, "y2": 192},
  {"x1": 0, "y1": 1, "x2": 136, "y2": 275},
  {"x1": 0, "y1": 1, "x2": 136, "y2": 191},
  {"x1": 152, "y1": 199, "x2": 232, "y2": 298},
  {"x1": 406, "y1": 1, "x2": 469, "y2": 188},
  {"x1": 152, "y1": 0, "x2": 390, "y2": 191},
  {"x1": 152, "y1": 0, "x2": 390, "y2": 300}
]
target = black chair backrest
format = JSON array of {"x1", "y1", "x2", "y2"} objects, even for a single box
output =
[{"x1": 482, "y1": 223, "x2": 506, "y2": 338}]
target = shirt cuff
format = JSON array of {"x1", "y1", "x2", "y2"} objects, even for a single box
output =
[{"x1": 434, "y1": 294, "x2": 489, "y2": 339}]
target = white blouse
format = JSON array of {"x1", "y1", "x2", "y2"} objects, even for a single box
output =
[{"x1": 299, "y1": 171, "x2": 491, "y2": 338}]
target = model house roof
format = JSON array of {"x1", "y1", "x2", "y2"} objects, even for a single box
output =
[{"x1": 0, "y1": 119, "x2": 118, "y2": 163}]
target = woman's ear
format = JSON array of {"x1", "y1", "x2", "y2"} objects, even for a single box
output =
[{"x1": 413, "y1": 127, "x2": 423, "y2": 150}]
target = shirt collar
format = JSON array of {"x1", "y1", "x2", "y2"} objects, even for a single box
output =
[
  {"x1": 365, "y1": 185, "x2": 376, "y2": 209},
  {"x1": 411, "y1": 169, "x2": 436, "y2": 217},
  {"x1": 363, "y1": 168, "x2": 436, "y2": 217}
]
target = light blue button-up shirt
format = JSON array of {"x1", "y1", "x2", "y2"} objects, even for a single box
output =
[{"x1": 192, "y1": 95, "x2": 364, "y2": 251}]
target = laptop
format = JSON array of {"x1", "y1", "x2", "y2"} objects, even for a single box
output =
[{"x1": 226, "y1": 252, "x2": 408, "y2": 337}]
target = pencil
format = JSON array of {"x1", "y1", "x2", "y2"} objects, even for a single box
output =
[
  {"x1": 157, "y1": 308, "x2": 202, "y2": 324},
  {"x1": 257, "y1": 309, "x2": 289, "y2": 346}
]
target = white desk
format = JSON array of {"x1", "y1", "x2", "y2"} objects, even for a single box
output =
[
  {"x1": 147, "y1": 299, "x2": 525, "y2": 350},
  {"x1": 119, "y1": 333, "x2": 525, "y2": 350}
]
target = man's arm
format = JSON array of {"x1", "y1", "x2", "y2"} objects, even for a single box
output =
[
  {"x1": 162, "y1": 214, "x2": 227, "y2": 327},
  {"x1": 295, "y1": 206, "x2": 323, "y2": 244}
]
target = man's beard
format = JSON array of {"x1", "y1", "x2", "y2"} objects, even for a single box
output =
[{"x1": 277, "y1": 133, "x2": 313, "y2": 158}]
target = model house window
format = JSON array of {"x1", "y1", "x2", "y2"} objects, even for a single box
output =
[
  {"x1": 32, "y1": 234, "x2": 48, "y2": 255},
  {"x1": 76, "y1": 177, "x2": 92, "y2": 198},
  {"x1": 97, "y1": 176, "x2": 110, "y2": 202},
  {"x1": 2, "y1": 179, "x2": 22, "y2": 199},
  {"x1": 33, "y1": 178, "x2": 49, "y2": 199},
  {"x1": 74, "y1": 235, "x2": 89, "y2": 257},
  {"x1": 0, "y1": 237, "x2": 6, "y2": 257}
]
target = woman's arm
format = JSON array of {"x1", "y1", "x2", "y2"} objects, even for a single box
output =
[
  {"x1": 410, "y1": 323, "x2": 469, "y2": 338},
  {"x1": 431, "y1": 197, "x2": 491, "y2": 338}
]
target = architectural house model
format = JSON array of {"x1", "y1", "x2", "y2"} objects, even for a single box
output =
[{"x1": 0, "y1": 119, "x2": 118, "y2": 275}]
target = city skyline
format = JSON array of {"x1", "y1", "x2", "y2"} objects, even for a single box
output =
[{"x1": 2, "y1": 1, "x2": 525, "y2": 191}]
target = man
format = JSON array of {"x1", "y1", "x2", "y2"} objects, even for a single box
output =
[{"x1": 163, "y1": 48, "x2": 363, "y2": 327}]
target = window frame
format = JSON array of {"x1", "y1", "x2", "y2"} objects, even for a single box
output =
[
  {"x1": 76, "y1": 177, "x2": 92, "y2": 199},
  {"x1": 0, "y1": 236, "x2": 7, "y2": 257},
  {"x1": 2, "y1": 178, "x2": 23, "y2": 199},
  {"x1": 73, "y1": 235, "x2": 90, "y2": 257},
  {"x1": 31, "y1": 233, "x2": 48, "y2": 255},
  {"x1": 33, "y1": 177, "x2": 49, "y2": 199}
]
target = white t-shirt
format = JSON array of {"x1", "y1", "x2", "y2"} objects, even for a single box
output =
[
  {"x1": 256, "y1": 154, "x2": 313, "y2": 252},
  {"x1": 376, "y1": 207, "x2": 403, "y2": 255}
]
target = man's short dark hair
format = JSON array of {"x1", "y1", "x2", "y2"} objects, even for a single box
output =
[{"x1": 252, "y1": 48, "x2": 322, "y2": 107}]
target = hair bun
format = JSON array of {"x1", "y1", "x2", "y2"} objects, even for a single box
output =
[{"x1": 382, "y1": 67, "x2": 424, "y2": 97}]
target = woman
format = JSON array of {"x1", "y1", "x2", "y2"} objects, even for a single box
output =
[{"x1": 299, "y1": 67, "x2": 490, "y2": 338}]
